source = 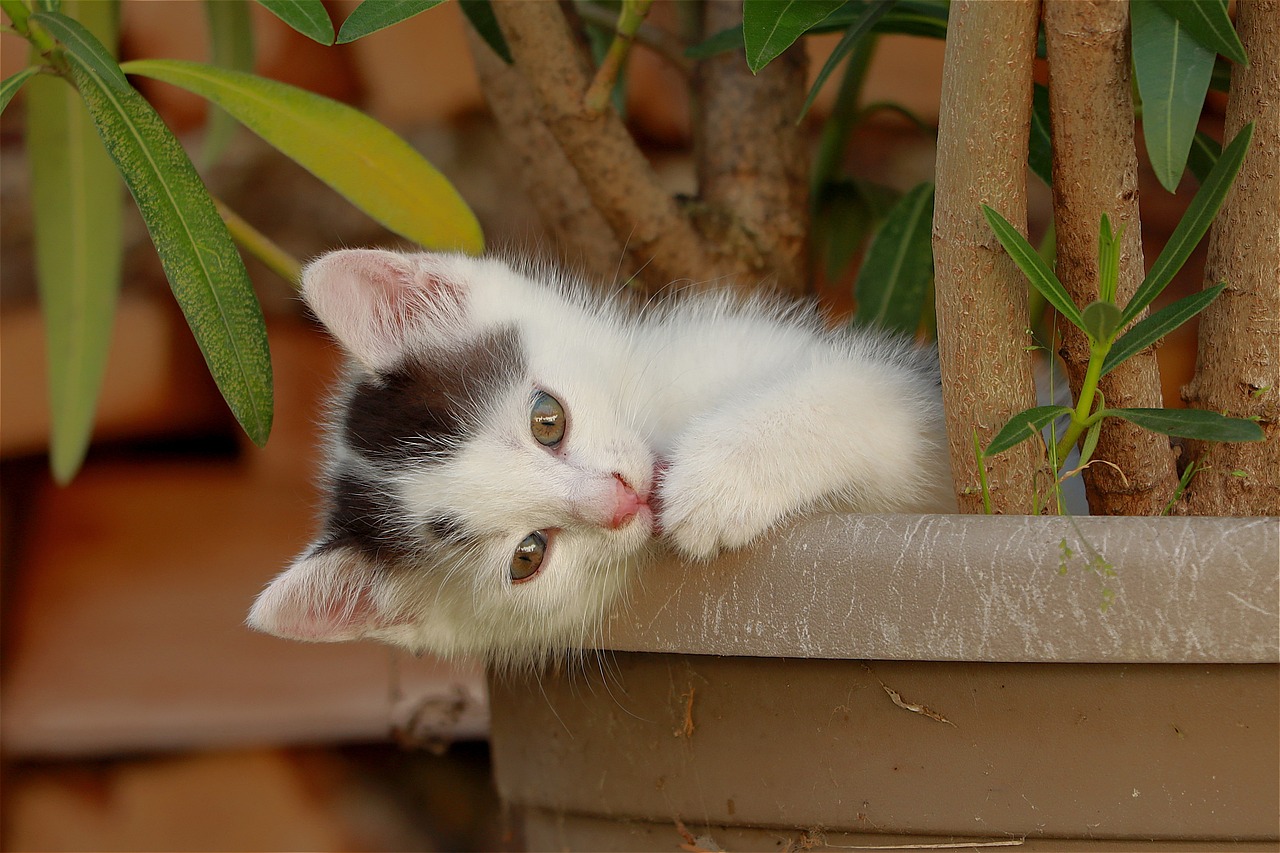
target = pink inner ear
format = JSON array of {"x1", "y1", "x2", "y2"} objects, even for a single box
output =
[
  {"x1": 301, "y1": 249, "x2": 463, "y2": 371},
  {"x1": 248, "y1": 548, "x2": 398, "y2": 643}
]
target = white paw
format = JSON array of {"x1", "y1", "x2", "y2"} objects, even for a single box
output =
[{"x1": 657, "y1": 438, "x2": 789, "y2": 561}]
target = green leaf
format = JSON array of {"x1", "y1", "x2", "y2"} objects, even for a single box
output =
[
  {"x1": 1152, "y1": 0, "x2": 1247, "y2": 65},
  {"x1": 34, "y1": 11, "x2": 273, "y2": 446},
  {"x1": 1081, "y1": 300, "x2": 1123, "y2": 345},
  {"x1": 1097, "y1": 214, "x2": 1122, "y2": 304},
  {"x1": 1, "y1": 67, "x2": 40, "y2": 114},
  {"x1": 799, "y1": 0, "x2": 894, "y2": 121},
  {"x1": 256, "y1": 0, "x2": 333, "y2": 44},
  {"x1": 1120, "y1": 123, "x2": 1252, "y2": 327},
  {"x1": 742, "y1": 0, "x2": 845, "y2": 73},
  {"x1": 987, "y1": 406, "x2": 1073, "y2": 456},
  {"x1": 26, "y1": 4, "x2": 121, "y2": 484},
  {"x1": 1078, "y1": 416, "x2": 1102, "y2": 468},
  {"x1": 1107, "y1": 407, "x2": 1263, "y2": 442},
  {"x1": 337, "y1": 0, "x2": 445, "y2": 43},
  {"x1": 817, "y1": 0, "x2": 947, "y2": 39},
  {"x1": 1185, "y1": 129, "x2": 1221, "y2": 184},
  {"x1": 1132, "y1": 0, "x2": 1216, "y2": 193},
  {"x1": 1209, "y1": 54, "x2": 1231, "y2": 92},
  {"x1": 811, "y1": 33, "x2": 876, "y2": 194},
  {"x1": 852, "y1": 181, "x2": 933, "y2": 335},
  {"x1": 458, "y1": 0, "x2": 511, "y2": 64},
  {"x1": 872, "y1": 1, "x2": 946, "y2": 39},
  {"x1": 815, "y1": 179, "x2": 898, "y2": 279},
  {"x1": 1028, "y1": 82, "x2": 1052, "y2": 187},
  {"x1": 981, "y1": 204, "x2": 1085, "y2": 331},
  {"x1": 1102, "y1": 284, "x2": 1224, "y2": 376},
  {"x1": 686, "y1": 2, "x2": 946, "y2": 61},
  {"x1": 119, "y1": 58, "x2": 483, "y2": 254},
  {"x1": 202, "y1": 0, "x2": 255, "y2": 168}
]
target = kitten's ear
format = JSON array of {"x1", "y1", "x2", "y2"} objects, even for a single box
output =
[
  {"x1": 302, "y1": 249, "x2": 465, "y2": 372},
  {"x1": 248, "y1": 545, "x2": 398, "y2": 643}
]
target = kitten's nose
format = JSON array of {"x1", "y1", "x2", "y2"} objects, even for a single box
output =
[{"x1": 607, "y1": 472, "x2": 644, "y2": 529}]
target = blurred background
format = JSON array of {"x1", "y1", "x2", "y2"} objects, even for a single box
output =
[{"x1": 0, "y1": 2, "x2": 1219, "y2": 849}]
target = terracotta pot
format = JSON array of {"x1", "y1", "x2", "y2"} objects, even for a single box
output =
[{"x1": 488, "y1": 514, "x2": 1279, "y2": 850}]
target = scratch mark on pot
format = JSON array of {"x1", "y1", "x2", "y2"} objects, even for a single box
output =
[{"x1": 1227, "y1": 591, "x2": 1276, "y2": 616}]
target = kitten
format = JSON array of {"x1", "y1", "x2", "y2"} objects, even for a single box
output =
[{"x1": 248, "y1": 249, "x2": 955, "y2": 666}]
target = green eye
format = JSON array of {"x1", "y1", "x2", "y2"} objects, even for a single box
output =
[
  {"x1": 531, "y1": 391, "x2": 566, "y2": 447},
  {"x1": 511, "y1": 531, "x2": 547, "y2": 582}
]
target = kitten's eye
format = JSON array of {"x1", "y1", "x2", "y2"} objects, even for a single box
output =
[
  {"x1": 530, "y1": 391, "x2": 566, "y2": 447},
  {"x1": 511, "y1": 531, "x2": 547, "y2": 583}
]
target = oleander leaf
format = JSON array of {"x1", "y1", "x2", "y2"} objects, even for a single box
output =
[
  {"x1": 256, "y1": 0, "x2": 334, "y2": 44},
  {"x1": 742, "y1": 0, "x2": 845, "y2": 73},
  {"x1": 1, "y1": 67, "x2": 39, "y2": 115},
  {"x1": 987, "y1": 406, "x2": 1073, "y2": 456},
  {"x1": 34, "y1": 12, "x2": 273, "y2": 446},
  {"x1": 1102, "y1": 284, "x2": 1225, "y2": 376},
  {"x1": 853, "y1": 181, "x2": 933, "y2": 336},
  {"x1": 1185, "y1": 130, "x2": 1221, "y2": 184},
  {"x1": 1152, "y1": 0, "x2": 1246, "y2": 64},
  {"x1": 1081, "y1": 300, "x2": 1123, "y2": 345},
  {"x1": 27, "y1": 2, "x2": 122, "y2": 483},
  {"x1": 1132, "y1": 0, "x2": 1216, "y2": 193},
  {"x1": 982, "y1": 204, "x2": 1085, "y2": 331},
  {"x1": 799, "y1": 0, "x2": 893, "y2": 120},
  {"x1": 337, "y1": 0, "x2": 446, "y2": 43},
  {"x1": 458, "y1": 0, "x2": 511, "y2": 64},
  {"x1": 120, "y1": 58, "x2": 483, "y2": 254},
  {"x1": 1028, "y1": 82, "x2": 1052, "y2": 187},
  {"x1": 1121, "y1": 123, "x2": 1252, "y2": 327},
  {"x1": 1108, "y1": 407, "x2": 1263, "y2": 442}
]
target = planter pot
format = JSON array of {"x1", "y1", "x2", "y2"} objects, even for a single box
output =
[{"x1": 488, "y1": 514, "x2": 1278, "y2": 851}]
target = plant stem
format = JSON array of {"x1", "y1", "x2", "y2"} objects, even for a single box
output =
[
  {"x1": 1, "y1": 0, "x2": 31, "y2": 35},
  {"x1": 576, "y1": 0, "x2": 689, "y2": 75},
  {"x1": 1055, "y1": 341, "x2": 1110, "y2": 460},
  {"x1": 214, "y1": 198, "x2": 302, "y2": 289},
  {"x1": 583, "y1": 0, "x2": 654, "y2": 116},
  {"x1": 16, "y1": 6, "x2": 57, "y2": 56},
  {"x1": 973, "y1": 429, "x2": 993, "y2": 514}
]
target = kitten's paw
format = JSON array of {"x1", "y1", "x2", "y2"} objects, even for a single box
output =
[{"x1": 657, "y1": 451, "x2": 787, "y2": 561}]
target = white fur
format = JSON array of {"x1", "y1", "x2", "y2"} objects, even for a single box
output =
[{"x1": 249, "y1": 250, "x2": 955, "y2": 667}]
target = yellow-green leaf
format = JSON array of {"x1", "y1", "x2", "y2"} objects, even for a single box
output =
[
  {"x1": 34, "y1": 11, "x2": 273, "y2": 447},
  {"x1": 27, "y1": 0, "x2": 122, "y2": 483},
  {"x1": 119, "y1": 58, "x2": 484, "y2": 254}
]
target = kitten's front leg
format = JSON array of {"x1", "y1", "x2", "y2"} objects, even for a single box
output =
[{"x1": 658, "y1": 360, "x2": 949, "y2": 559}]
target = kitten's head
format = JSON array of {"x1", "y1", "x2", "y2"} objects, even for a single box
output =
[{"x1": 248, "y1": 249, "x2": 660, "y2": 667}]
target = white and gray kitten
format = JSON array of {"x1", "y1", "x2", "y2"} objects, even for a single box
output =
[{"x1": 248, "y1": 249, "x2": 955, "y2": 666}]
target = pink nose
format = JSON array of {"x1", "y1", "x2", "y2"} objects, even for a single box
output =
[{"x1": 608, "y1": 473, "x2": 645, "y2": 529}]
